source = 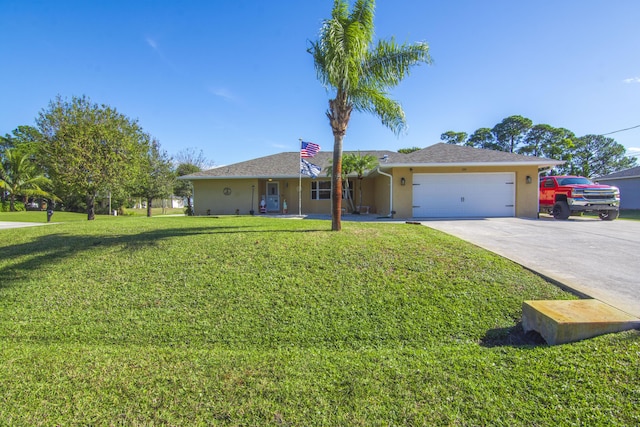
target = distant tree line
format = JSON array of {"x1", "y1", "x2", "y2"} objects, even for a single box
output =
[
  {"x1": 0, "y1": 95, "x2": 208, "y2": 218},
  {"x1": 438, "y1": 115, "x2": 637, "y2": 178}
]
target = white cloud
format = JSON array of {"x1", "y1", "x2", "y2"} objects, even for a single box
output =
[
  {"x1": 623, "y1": 77, "x2": 640, "y2": 84},
  {"x1": 208, "y1": 86, "x2": 239, "y2": 103},
  {"x1": 145, "y1": 37, "x2": 158, "y2": 50},
  {"x1": 627, "y1": 147, "x2": 640, "y2": 157},
  {"x1": 144, "y1": 37, "x2": 178, "y2": 71}
]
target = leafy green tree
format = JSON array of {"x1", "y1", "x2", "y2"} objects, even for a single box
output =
[
  {"x1": 308, "y1": 0, "x2": 432, "y2": 230},
  {"x1": 570, "y1": 135, "x2": 637, "y2": 177},
  {"x1": 491, "y1": 115, "x2": 533, "y2": 152},
  {"x1": 397, "y1": 147, "x2": 421, "y2": 154},
  {"x1": 173, "y1": 147, "x2": 211, "y2": 215},
  {"x1": 543, "y1": 128, "x2": 576, "y2": 175},
  {"x1": 440, "y1": 131, "x2": 468, "y2": 145},
  {"x1": 1, "y1": 125, "x2": 43, "y2": 155},
  {"x1": 174, "y1": 163, "x2": 201, "y2": 215},
  {"x1": 466, "y1": 127, "x2": 496, "y2": 149},
  {"x1": 345, "y1": 152, "x2": 378, "y2": 213},
  {"x1": 519, "y1": 124, "x2": 566, "y2": 157},
  {"x1": 37, "y1": 95, "x2": 149, "y2": 220},
  {"x1": 0, "y1": 148, "x2": 55, "y2": 211},
  {"x1": 133, "y1": 139, "x2": 175, "y2": 217},
  {"x1": 519, "y1": 125, "x2": 577, "y2": 174}
]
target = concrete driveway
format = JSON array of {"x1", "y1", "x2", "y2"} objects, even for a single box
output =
[{"x1": 422, "y1": 216, "x2": 640, "y2": 318}]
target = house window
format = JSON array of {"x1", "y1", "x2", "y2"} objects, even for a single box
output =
[
  {"x1": 311, "y1": 180, "x2": 354, "y2": 200},
  {"x1": 311, "y1": 181, "x2": 332, "y2": 200}
]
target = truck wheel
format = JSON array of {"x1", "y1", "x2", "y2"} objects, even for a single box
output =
[
  {"x1": 552, "y1": 201, "x2": 570, "y2": 220},
  {"x1": 599, "y1": 210, "x2": 619, "y2": 221}
]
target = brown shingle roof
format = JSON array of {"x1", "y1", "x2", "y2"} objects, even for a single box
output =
[
  {"x1": 597, "y1": 166, "x2": 640, "y2": 180},
  {"x1": 402, "y1": 143, "x2": 563, "y2": 165},
  {"x1": 182, "y1": 143, "x2": 563, "y2": 179},
  {"x1": 186, "y1": 150, "x2": 399, "y2": 179}
]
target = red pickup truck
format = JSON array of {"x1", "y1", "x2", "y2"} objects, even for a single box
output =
[{"x1": 539, "y1": 176, "x2": 620, "y2": 220}]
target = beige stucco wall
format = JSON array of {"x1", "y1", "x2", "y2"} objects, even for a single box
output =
[
  {"x1": 193, "y1": 179, "x2": 259, "y2": 215},
  {"x1": 192, "y1": 178, "x2": 378, "y2": 216},
  {"x1": 374, "y1": 174, "x2": 392, "y2": 216},
  {"x1": 192, "y1": 165, "x2": 541, "y2": 218}
]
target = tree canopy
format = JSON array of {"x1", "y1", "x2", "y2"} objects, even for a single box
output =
[
  {"x1": 440, "y1": 131, "x2": 468, "y2": 145},
  {"x1": 571, "y1": 134, "x2": 636, "y2": 177},
  {"x1": 442, "y1": 116, "x2": 637, "y2": 177},
  {"x1": 132, "y1": 140, "x2": 175, "y2": 217},
  {"x1": 37, "y1": 95, "x2": 150, "y2": 220},
  {"x1": 491, "y1": 115, "x2": 532, "y2": 153}
]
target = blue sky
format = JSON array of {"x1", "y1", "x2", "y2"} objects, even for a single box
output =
[{"x1": 2, "y1": 0, "x2": 639, "y2": 167}]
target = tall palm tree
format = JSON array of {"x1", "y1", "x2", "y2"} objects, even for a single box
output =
[
  {"x1": 0, "y1": 148, "x2": 54, "y2": 211},
  {"x1": 308, "y1": 0, "x2": 431, "y2": 230}
]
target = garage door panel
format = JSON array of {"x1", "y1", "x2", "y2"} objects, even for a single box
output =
[{"x1": 412, "y1": 173, "x2": 515, "y2": 218}]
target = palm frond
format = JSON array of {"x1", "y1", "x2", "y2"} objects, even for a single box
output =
[
  {"x1": 351, "y1": 87, "x2": 406, "y2": 135},
  {"x1": 362, "y1": 39, "x2": 432, "y2": 89}
]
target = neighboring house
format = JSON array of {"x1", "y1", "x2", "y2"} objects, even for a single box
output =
[
  {"x1": 133, "y1": 196, "x2": 185, "y2": 210},
  {"x1": 596, "y1": 166, "x2": 640, "y2": 210},
  {"x1": 180, "y1": 143, "x2": 563, "y2": 219},
  {"x1": 155, "y1": 195, "x2": 185, "y2": 209}
]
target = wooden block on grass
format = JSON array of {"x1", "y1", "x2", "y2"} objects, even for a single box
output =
[{"x1": 522, "y1": 299, "x2": 640, "y2": 345}]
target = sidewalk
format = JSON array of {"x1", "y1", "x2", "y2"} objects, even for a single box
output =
[{"x1": 0, "y1": 221, "x2": 51, "y2": 230}]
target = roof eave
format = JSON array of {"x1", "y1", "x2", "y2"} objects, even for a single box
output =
[
  {"x1": 178, "y1": 174, "x2": 310, "y2": 180},
  {"x1": 598, "y1": 175, "x2": 640, "y2": 181},
  {"x1": 378, "y1": 161, "x2": 565, "y2": 168}
]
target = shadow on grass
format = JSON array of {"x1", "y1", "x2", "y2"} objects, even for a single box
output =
[
  {"x1": 480, "y1": 322, "x2": 547, "y2": 348},
  {"x1": 0, "y1": 224, "x2": 327, "y2": 289}
]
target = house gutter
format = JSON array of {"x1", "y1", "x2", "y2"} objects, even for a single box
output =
[
  {"x1": 376, "y1": 168, "x2": 394, "y2": 218},
  {"x1": 378, "y1": 161, "x2": 564, "y2": 168}
]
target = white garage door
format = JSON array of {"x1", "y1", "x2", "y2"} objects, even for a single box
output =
[{"x1": 412, "y1": 173, "x2": 515, "y2": 218}]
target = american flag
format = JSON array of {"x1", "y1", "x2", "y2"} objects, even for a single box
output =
[{"x1": 300, "y1": 141, "x2": 321, "y2": 158}]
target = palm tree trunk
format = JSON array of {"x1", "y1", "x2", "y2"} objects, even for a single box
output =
[
  {"x1": 331, "y1": 132, "x2": 343, "y2": 231},
  {"x1": 328, "y1": 95, "x2": 352, "y2": 231}
]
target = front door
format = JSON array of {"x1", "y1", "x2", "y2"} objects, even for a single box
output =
[{"x1": 266, "y1": 182, "x2": 280, "y2": 212}]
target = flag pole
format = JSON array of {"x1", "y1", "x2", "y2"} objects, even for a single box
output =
[{"x1": 298, "y1": 138, "x2": 302, "y2": 216}]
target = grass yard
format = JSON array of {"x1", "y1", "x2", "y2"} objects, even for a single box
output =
[{"x1": 0, "y1": 216, "x2": 638, "y2": 425}]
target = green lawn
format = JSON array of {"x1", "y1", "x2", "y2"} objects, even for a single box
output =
[{"x1": 0, "y1": 216, "x2": 638, "y2": 425}]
